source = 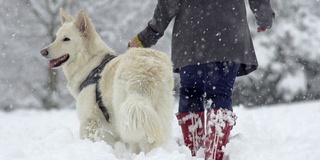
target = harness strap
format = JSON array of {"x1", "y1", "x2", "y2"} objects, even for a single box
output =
[{"x1": 79, "y1": 54, "x2": 116, "y2": 123}]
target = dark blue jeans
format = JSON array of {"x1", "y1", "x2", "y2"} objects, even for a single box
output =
[{"x1": 178, "y1": 61, "x2": 240, "y2": 113}]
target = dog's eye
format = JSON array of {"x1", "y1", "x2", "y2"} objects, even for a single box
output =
[{"x1": 63, "y1": 37, "x2": 70, "y2": 41}]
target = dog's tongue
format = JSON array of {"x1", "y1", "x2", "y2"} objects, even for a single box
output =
[
  {"x1": 50, "y1": 59, "x2": 59, "y2": 68},
  {"x1": 49, "y1": 55, "x2": 68, "y2": 68}
]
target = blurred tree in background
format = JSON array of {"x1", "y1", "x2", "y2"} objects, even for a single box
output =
[
  {"x1": 0, "y1": 0, "x2": 161, "y2": 110},
  {"x1": 24, "y1": 0, "x2": 79, "y2": 110}
]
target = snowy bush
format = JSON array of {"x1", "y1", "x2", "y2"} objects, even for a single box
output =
[{"x1": 233, "y1": 0, "x2": 320, "y2": 107}]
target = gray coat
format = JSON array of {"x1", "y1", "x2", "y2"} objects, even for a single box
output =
[{"x1": 137, "y1": 0, "x2": 275, "y2": 76}]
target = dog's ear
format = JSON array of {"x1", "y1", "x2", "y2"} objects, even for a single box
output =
[
  {"x1": 60, "y1": 8, "x2": 73, "y2": 24},
  {"x1": 75, "y1": 10, "x2": 90, "y2": 33}
]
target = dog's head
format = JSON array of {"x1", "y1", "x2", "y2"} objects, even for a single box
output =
[{"x1": 40, "y1": 8, "x2": 94, "y2": 69}]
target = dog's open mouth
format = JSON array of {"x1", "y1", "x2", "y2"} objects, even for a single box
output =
[{"x1": 50, "y1": 54, "x2": 69, "y2": 68}]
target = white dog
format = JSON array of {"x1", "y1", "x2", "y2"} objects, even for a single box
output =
[{"x1": 40, "y1": 8, "x2": 175, "y2": 153}]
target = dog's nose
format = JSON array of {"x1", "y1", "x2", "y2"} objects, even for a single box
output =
[{"x1": 40, "y1": 48, "x2": 49, "y2": 57}]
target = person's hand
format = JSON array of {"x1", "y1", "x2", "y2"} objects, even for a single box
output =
[
  {"x1": 257, "y1": 27, "x2": 267, "y2": 33},
  {"x1": 254, "y1": 3, "x2": 275, "y2": 33},
  {"x1": 128, "y1": 35, "x2": 144, "y2": 48}
]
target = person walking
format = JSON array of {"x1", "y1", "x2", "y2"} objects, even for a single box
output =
[{"x1": 128, "y1": 0, "x2": 275, "y2": 159}]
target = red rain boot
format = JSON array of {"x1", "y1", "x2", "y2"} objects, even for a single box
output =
[
  {"x1": 176, "y1": 111, "x2": 205, "y2": 156},
  {"x1": 204, "y1": 108, "x2": 237, "y2": 160}
]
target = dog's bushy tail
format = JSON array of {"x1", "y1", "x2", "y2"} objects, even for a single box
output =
[{"x1": 117, "y1": 94, "x2": 165, "y2": 145}]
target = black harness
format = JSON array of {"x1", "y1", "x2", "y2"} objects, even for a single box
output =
[{"x1": 79, "y1": 54, "x2": 116, "y2": 123}]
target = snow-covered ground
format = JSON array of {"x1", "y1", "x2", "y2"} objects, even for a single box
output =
[{"x1": 1, "y1": 101, "x2": 320, "y2": 160}]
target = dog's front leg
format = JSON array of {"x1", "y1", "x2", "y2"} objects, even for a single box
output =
[
  {"x1": 76, "y1": 87, "x2": 104, "y2": 140},
  {"x1": 79, "y1": 117, "x2": 100, "y2": 141},
  {"x1": 77, "y1": 87, "x2": 118, "y2": 146}
]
